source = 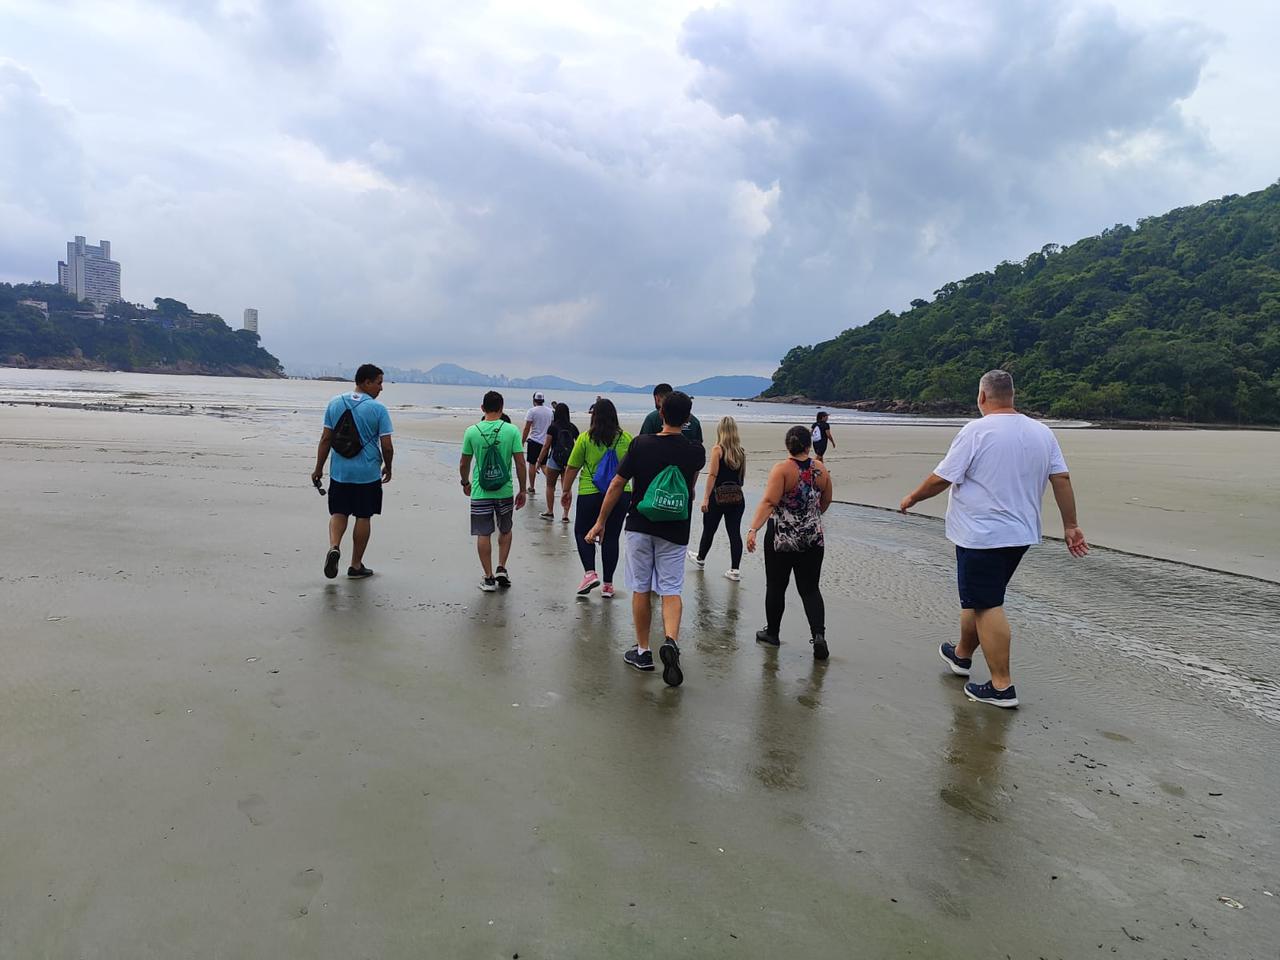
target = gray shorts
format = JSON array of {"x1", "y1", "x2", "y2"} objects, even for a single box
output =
[
  {"x1": 625, "y1": 532, "x2": 687, "y2": 596},
  {"x1": 470, "y1": 498, "x2": 514, "y2": 536}
]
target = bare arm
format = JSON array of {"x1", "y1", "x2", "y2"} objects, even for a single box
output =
[
  {"x1": 521, "y1": 420, "x2": 532, "y2": 443},
  {"x1": 584, "y1": 474, "x2": 629, "y2": 543},
  {"x1": 899, "y1": 473, "x2": 951, "y2": 513},
  {"x1": 513, "y1": 453, "x2": 528, "y2": 507},
  {"x1": 380, "y1": 435, "x2": 394, "y2": 483},
  {"x1": 1050, "y1": 472, "x2": 1089, "y2": 557},
  {"x1": 746, "y1": 462, "x2": 787, "y2": 553},
  {"x1": 458, "y1": 453, "x2": 473, "y2": 497},
  {"x1": 818, "y1": 463, "x2": 833, "y2": 513},
  {"x1": 311, "y1": 427, "x2": 333, "y2": 483},
  {"x1": 701, "y1": 445, "x2": 721, "y2": 511}
]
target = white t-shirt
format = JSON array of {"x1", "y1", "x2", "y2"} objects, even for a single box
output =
[
  {"x1": 933, "y1": 413, "x2": 1069, "y2": 549},
  {"x1": 525, "y1": 405, "x2": 553, "y2": 444}
]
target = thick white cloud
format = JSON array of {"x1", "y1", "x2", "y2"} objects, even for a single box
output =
[{"x1": 0, "y1": 0, "x2": 1273, "y2": 380}]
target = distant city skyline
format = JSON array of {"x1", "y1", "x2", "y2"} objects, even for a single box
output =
[
  {"x1": 3, "y1": 1, "x2": 1279, "y2": 381},
  {"x1": 243, "y1": 308, "x2": 258, "y2": 334}
]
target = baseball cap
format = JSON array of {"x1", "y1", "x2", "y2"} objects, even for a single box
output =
[{"x1": 532, "y1": 391, "x2": 545, "y2": 402}]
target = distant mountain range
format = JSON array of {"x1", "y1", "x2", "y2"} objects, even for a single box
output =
[{"x1": 296, "y1": 361, "x2": 771, "y2": 398}]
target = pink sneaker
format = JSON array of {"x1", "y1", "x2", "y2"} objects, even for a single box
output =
[
  {"x1": 601, "y1": 583, "x2": 615, "y2": 599},
  {"x1": 576, "y1": 571, "x2": 600, "y2": 596}
]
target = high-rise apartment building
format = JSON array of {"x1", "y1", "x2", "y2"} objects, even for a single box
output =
[
  {"x1": 243, "y1": 308, "x2": 259, "y2": 333},
  {"x1": 58, "y1": 236, "x2": 121, "y2": 308}
]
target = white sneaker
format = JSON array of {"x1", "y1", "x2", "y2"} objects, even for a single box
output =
[
  {"x1": 479, "y1": 577, "x2": 498, "y2": 592},
  {"x1": 687, "y1": 550, "x2": 705, "y2": 568},
  {"x1": 724, "y1": 569, "x2": 741, "y2": 581}
]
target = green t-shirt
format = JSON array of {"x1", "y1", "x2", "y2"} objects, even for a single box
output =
[
  {"x1": 639, "y1": 409, "x2": 703, "y2": 443},
  {"x1": 567, "y1": 430, "x2": 633, "y2": 495},
  {"x1": 462, "y1": 419, "x2": 524, "y2": 499}
]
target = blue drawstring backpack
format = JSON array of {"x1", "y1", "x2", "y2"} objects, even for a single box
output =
[{"x1": 592, "y1": 438, "x2": 620, "y2": 492}]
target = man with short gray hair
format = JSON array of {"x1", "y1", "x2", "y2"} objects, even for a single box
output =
[{"x1": 899, "y1": 370, "x2": 1088, "y2": 708}]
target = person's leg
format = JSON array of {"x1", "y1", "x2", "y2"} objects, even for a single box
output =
[
  {"x1": 601, "y1": 492, "x2": 629, "y2": 583},
  {"x1": 792, "y1": 545, "x2": 826, "y2": 635},
  {"x1": 956, "y1": 609, "x2": 980, "y2": 659},
  {"x1": 543, "y1": 469, "x2": 559, "y2": 515},
  {"x1": 661, "y1": 594, "x2": 683, "y2": 642},
  {"x1": 974, "y1": 606, "x2": 1013, "y2": 688},
  {"x1": 329, "y1": 513, "x2": 349, "y2": 548},
  {"x1": 632, "y1": 591, "x2": 653, "y2": 650},
  {"x1": 574, "y1": 492, "x2": 600, "y2": 572},
  {"x1": 697, "y1": 500, "x2": 723, "y2": 561},
  {"x1": 498, "y1": 530, "x2": 513, "y2": 567},
  {"x1": 351, "y1": 517, "x2": 372, "y2": 568},
  {"x1": 725, "y1": 503, "x2": 745, "y2": 569},
  {"x1": 476, "y1": 535, "x2": 493, "y2": 578},
  {"x1": 763, "y1": 529, "x2": 792, "y2": 635}
]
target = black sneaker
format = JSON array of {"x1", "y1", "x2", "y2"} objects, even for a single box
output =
[
  {"x1": 964, "y1": 680, "x2": 1019, "y2": 708},
  {"x1": 659, "y1": 638, "x2": 683, "y2": 687},
  {"x1": 347, "y1": 566, "x2": 374, "y2": 579},
  {"x1": 479, "y1": 577, "x2": 498, "y2": 593},
  {"x1": 939, "y1": 642, "x2": 972, "y2": 676},
  {"x1": 323, "y1": 546, "x2": 340, "y2": 579},
  {"x1": 623, "y1": 647, "x2": 654, "y2": 672},
  {"x1": 755, "y1": 628, "x2": 780, "y2": 647},
  {"x1": 811, "y1": 633, "x2": 829, "y2": 661},
  {"x1": 495, "y1": 566, "x2": 511, "y2": 589}
]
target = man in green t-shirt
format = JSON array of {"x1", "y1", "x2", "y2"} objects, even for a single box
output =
[
  {"x1": 639, "y1": 382, "x2": 703, "y2": 443},
  {"x1": 459, "y1": 390, "x2": 527, "y2": 592}
]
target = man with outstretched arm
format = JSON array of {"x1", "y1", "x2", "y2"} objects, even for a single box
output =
[
  {"x1": 312, "y1": 363, "x2": 394, "y2": 579},
  {"x1": 899, "y1": 369, "x2": 1087, "y2": 708},
  {"x1": 460, "y1": 390, "x2": 527, "y2": 592}
]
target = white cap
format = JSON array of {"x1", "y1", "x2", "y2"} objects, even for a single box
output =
[{"x1": 532, "y1": 391, "x2": 545, "y2": 402}]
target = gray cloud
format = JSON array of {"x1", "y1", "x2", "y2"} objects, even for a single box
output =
[{"x1": 0, "y1": 1, "x2": 1261, "y2": 381}]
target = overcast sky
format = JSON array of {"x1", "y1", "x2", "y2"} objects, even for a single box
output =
[{"x1": 2, "y1": 0, "x2": 1277, "y2": 381}]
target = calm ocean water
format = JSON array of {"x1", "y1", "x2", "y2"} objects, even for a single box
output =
[{"x1": 0, "y1": 368, "x2": 1091, "y2": 430}]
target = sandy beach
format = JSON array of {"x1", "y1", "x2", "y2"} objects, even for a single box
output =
[{"x1": 2, "y1": 406, "x2": 1277, "y2": 958}]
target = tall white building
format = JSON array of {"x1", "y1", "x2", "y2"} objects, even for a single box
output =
[
  {"x1": 243, "y1": 308, "x2": 259, "y2": 333},
  {"x1": 58, "y1": 236, "x2": 121, "y2": 308}
]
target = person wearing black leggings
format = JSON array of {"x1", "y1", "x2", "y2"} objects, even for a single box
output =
[
  {"x1": 746, "y1": 425, "x2": 834, "y2": 659},
  {"x1": 689, "y1": 416, "x2": 747, "y2": 580},
  {"x1": 560, "y1": 398, "x2": 633, "y2": 599}
]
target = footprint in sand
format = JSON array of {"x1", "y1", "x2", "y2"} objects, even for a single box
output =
[
  {"x1": 290, "y1": 867, "x2": 324, "y2": 917},
  {"x1": 237, "y1": 793, "x2": 270, "y2": 826}
]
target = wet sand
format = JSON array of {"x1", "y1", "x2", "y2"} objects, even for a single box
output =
[
  {"x1": 2, "y1": 408, "x2": 1277, "y2": 958},
  {"x1": 402, "y1": 414, "x2": 1280, "y2": 581}
]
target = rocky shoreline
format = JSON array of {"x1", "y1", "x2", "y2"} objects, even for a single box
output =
[
  {"x1": 2, "y1": 355, "x2": 285, "y2": 379},
  {"x1": 748, "y1": 393, "x2": 973, "y2": 416}
]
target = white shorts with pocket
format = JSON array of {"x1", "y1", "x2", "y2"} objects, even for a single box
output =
[{"x1": 625, "y1": 531, "x2": 687, "y2": 596}]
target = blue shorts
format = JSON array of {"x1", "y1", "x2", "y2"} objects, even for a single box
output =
[
  {"x1": 955, "y1": 545, "x2": 1029, "y2": 610},
  {"x1": 626, "y1": 532, "x2": 687, "y2": 596}
]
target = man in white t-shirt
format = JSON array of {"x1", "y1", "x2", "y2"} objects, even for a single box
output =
[
  {"x1": 522, "y1": 391, "x2": 554, "y2": 497},
  {"x1": 899, "y1": 370, "x2": 1088, "y2": 708}
]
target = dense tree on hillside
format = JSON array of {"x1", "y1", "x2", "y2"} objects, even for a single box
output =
[
  {"x1": 767, "y1": 182, "x2": 1280, "y2": 424},
  {"x1": 0, "y1": 283, "x2": 283, "y2": 376}
]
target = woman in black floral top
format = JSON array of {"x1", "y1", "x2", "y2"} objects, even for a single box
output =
[{"x1": 747, "y1": 425, "x2": 834, "y2": 659}]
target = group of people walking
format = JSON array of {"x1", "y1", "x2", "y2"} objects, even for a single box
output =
[{"x1": 313, "y1": 366, "x2": 1088, "y2": 708}]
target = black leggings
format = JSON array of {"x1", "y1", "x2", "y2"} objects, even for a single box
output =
[
  {"x1": 763, "y1": 524, "x2": 825, "y2": 636},
  {"x1": 697, "y1": 498, "x2": 745, "y2": 568},
  {"x1": 574, "y1": 491, "x2": 630, "y2": 582}
]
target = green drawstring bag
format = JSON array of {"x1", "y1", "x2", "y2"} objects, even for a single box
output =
[
  {"x1": 636, "y1": 464, "x2": 689, "y2": 521},
  {"x1": 478, "y1": 424, "x2": 511, "y2": 492}
]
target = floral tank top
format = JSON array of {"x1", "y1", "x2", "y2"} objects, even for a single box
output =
[{"x1": 772, "y1": 458, "x2": 824, "y2": 551}]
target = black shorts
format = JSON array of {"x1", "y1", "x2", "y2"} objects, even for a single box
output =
[
  {"x1": 955, "y1": 545, "x2": 1029, "y2": 610},
  {"x1": 470, "y1": 498, "x2": 514, "y2": 536},
  {"x1": 526, "y1": 439, "x2": 543, "y2": 464},
  {"x1": 329, "y1": 480, "x2": 383, "y2": 519},
  {"x1": 813, "y1": 440, "x2": 828, "y2": 458}
]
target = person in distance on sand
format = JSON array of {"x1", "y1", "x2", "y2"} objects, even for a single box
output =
[
  {"x1": 313, "y1": 363, "x2": 394, "y2": 580},
  {"x1": 899, "y1": 369, "x2": 1088, "y2": 709},
  {"x1": 522, "y1": 391, "x2": 553, "y2": 498}
]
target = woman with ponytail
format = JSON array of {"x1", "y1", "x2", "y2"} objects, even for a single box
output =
[{"x1": 746, "y1": 425, "x2": 834, "y2": 659}]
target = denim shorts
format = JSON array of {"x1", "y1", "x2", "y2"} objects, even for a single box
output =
[
  {"x1": 626, "y1": 532, "x2": 687, "y2": 596},
  {"x1": 955, "y1": 545, "x2": 1029, "y2": 610}
]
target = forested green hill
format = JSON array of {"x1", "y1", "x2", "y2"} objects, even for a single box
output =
[
  {"x1": 767, "y1": 183, "x2": 1280, "y2": 423},
  {"x1": 0, "y1": 284, "x2": 283, "y2": 377}
]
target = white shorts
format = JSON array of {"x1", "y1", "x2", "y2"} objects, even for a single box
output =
[{"x1": 625, "y1": 532, "x2": 687, "y2": 596}]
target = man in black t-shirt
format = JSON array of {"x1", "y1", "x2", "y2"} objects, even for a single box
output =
[{"x1": 587, "y1": 390, "x2": 705, "y2": 686}]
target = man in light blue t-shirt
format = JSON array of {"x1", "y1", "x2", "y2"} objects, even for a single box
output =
[{"x1": 312, "y1": 363, "x2": 394, "y2": 580}]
